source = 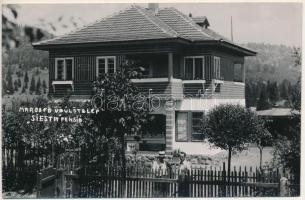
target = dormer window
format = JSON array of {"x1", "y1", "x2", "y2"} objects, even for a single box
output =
[
  {"x1": 96, "y1": 56, "x2": 116, "y2": 77},
  {"x1": 55, "y1": 58, "x2": 74, "y2": 81},
  {"x1": 184, "y1": 56, "x2": 204, "y2": 80}
]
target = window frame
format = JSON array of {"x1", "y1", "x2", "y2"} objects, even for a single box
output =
[
  {"x1": 191, "y1": 112, "x2": 205, "y2": 142},
  {"x1": 183, "y1": 56, "x2": 205, "y2": 80},
  {"x1": 175, "y1": 111, "x2": 205, "y2": 142},
  {"x1": 96, "y1": 56, "x2": 117, "y2": 77},
  {"x1": 55, "y1": 57, "x2": 74, "y2": 81},
  {"x1": 175, "y1": 111, "x2": 189, "y2": 142},
  {"x1": 213, "y1": 56, "x2": 221, "y2": 79}
]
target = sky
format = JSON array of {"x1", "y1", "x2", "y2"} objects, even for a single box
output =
[{"x1": 10, "y1": 3, "x2": 303, "y2": 47}]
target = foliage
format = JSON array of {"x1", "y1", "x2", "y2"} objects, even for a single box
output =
[
  {"x1": 272, "y1": 46, "x2": 301, "y2": 185},
  {"x1": 5, "y1": 67, "x2": 14, "y2": 94},
  {"x1": 29, "y1": 75, "x2": 36, "y2": 94},
  {"x1": 203, "y1": 104, "x2": 266, "y2": 173},
  {"x1": 42, "y1": 80, "x2": 47, "y2": 94},
  {"x1": 2, "y1": 5, "x2": 53, "y2": 52},
  {"x1": 256, "y1": 83, "x2": 271, "y2": 110},
  {"x1": 36, "y1": 77, "x2": 42, "y2": 95},
  {"x1": 245, "y1": 79, "x2": 297, "y2": 108},
  {"x1": 74, "y1": 62, "x2": 149, "y2": 171},
  {"x1": 272, "y1": 114, "x2": 300, "y2": 184},
  {"x1": 244, "y1": 43, "x2": 300, "y2": 84},
  {"x1": 2, "y1": 96, "x2": 86, "y2": 166},
  {"x1": 24, "y1": 71, "x2": 29, "y2": 83}
]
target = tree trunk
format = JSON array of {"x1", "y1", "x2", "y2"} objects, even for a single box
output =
[
  {"x1": 259, "y1": 146, "x2": 263, "y2": 170},
  {"x1": 228, "y1": 147, "x2": 232, "y2": 183}
]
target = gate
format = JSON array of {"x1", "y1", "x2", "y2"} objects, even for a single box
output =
[{"x1": 36, "y1": 167, "x2": 57, "y2": 198}]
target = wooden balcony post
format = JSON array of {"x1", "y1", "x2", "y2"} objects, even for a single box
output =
[{"x1": 168, "y1": 52, "x2": 173, "y2": 81}]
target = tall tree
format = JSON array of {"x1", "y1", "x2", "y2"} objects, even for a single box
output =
[
  {"x1": 14, "y1": 80, "x2": 19, "y2": 91},
  {"x1": 257, "y1": 83, "x2": 271, "y2": 110},
  {"x1": 17, "y1": 78, "x2": 22, "y2": 87},
  {"x1": 42, "y1": 80, "x2": 47, "y2": 94},
  {"x1": 2, "y1": 79, "x2": 7, "y2": 96},
  {"x1": 24, "y1": 71, "x2": 29, "y2": 84},
  {"x1": 279, "y1": 79, "x2": 289, "y2": 100},
  {"x1": 36, "y1": 77, "x2": 42, "y2": 95},
  {"x1": 6, "y1": 68, "x2": 14, "y2": 94},
  {"x1": 29, "y1": 75, "x2": 36, "y2": 94}
]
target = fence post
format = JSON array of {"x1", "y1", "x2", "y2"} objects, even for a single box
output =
[
  {"x1": 36, "y1": 172, "x2": 42, "y2": 198},
  {"x1": 222, "y1": 162, "x2": 226, "y2": 197}
]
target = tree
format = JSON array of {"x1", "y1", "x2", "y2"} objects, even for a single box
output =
[
  {"x1": 29, "y1": 75, "x2": 36, "y2": 94},
  {"x1": 24, "y1": 71, "x2": 29, "y2": 84},
  {"x1": 75, "y1": 62, "x2": 148, "y2": 174},
  {"x1": 256, "y1": 83, "x2": 271, "y2": 110},
  {"x1": 14, "y1": 80, "x2": 19, "y2": 91},
  {"x1": 272, "y1": 47, "x2": 301, "y2": 190},
  {"x1": 267, "y1": 81, "x2": 279, "y2": 104},
  {"x1": 42, "y1": 80, "x2": 47, "y2": 94},
  {"x1": 253, "y1": 128, "x2": 272, "y2": 169},
  {"x1": 279, "y1": 79, "x2": 289, "y2": 100},
  {"x1": 17, "y1": 78, "x2": 22, "y2": 87},
  {"x1": 203, "y1": 104, "x2": 265, "y2": 176},
  {"x1": 2, "y1": 79, "x2": 7, "y2": 96},
  {"x1": 21, "y1": 86, "x2": 26, "y2": 94},
  {"x1": 6, "y1": 68, "x2": 14, "y2": 94},
  {"x1": 36, "y1": 77, "x2": 41, "y2": 95}
]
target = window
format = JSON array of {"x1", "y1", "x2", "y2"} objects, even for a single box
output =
[
  {"x1": 175, "y1": 112, "x2": 188, "y2": 142},
  {"x1": 213, "y1": 56, "x2": 221, "y2": 79},
  {"x1": 142, "y1": 114, "x2": 166, "y2": 136},
  {"x1": 184, "y1": 57, "x2": 204, "y2": 80},
  {"x1": 96, "y1": 56, "x2": 116, "y2": 77},
  {"x1": 175, "y1": 111, "x2": 205, "y2": 142},
  {"x1": 55, "y1": 58, "x2": 74, "y2": 81},
  {"x1": 191, "y1": 112, "x2": 205, "y2": 141},
  {"x1": 234, "y1": 63, "x2": 243, "y2": 82}
]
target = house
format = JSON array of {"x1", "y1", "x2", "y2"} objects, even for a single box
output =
[
  {"x1": 255, "y1": 107, "x2": 300, "y2": 139},
  {"x1": 33, "y1": 4, "x2": 256, "y2": 155}
]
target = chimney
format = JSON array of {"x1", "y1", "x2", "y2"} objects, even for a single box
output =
[{"x1": 148, "y1": 3, "x2": 159, "y2": 13}]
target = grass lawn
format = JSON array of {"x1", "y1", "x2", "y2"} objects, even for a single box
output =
[{"x1": 211, "y1": 146, "x2": 274, "y2": 170}]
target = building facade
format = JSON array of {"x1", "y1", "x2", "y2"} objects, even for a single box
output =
[{"x1": 33, "y1": 4, "x2": 256, "y2": 155}]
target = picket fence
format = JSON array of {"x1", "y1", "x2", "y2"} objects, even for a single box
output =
[{"x1": 71, "y1": 163, "x2": 281, "y2": 198}]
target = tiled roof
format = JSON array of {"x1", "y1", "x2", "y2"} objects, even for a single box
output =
[
  {"x1": 191, "y1": 16, "x2": 208, "y2": 24},
  {"x1": 34, "y1": 6, "x2": 178, "y2": 45},
  {"x1": 33, "y1": 5, "x2": 250, "y2": 51}
]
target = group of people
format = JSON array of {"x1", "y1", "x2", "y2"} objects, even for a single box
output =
[{"x1": 151, "y1": 151, "x2": 191, "y2": 197}]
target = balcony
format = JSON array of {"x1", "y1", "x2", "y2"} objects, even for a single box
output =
[{"x1": 131, "y1": 78, "x2": 183, "y2": 99}]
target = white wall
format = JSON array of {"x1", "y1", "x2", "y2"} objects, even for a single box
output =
[{"x1": 172, "y1": 98, "x2": 245, "y2": 155}]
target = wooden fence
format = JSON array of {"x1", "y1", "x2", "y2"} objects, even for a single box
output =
[
  {"x1": 72, "y1": 163, "x2": 281, "y2": 198},
  {"x1": 2, "y1": 141, "x2": 52, "y2": 192}
]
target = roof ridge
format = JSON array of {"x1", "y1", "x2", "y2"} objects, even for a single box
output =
[
  {"x1": 133, "y1": 5, "x2": 179, "y2": 38},
  {"x1": 165, "y1": 7, "x2": 214, "y2": 40}
]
